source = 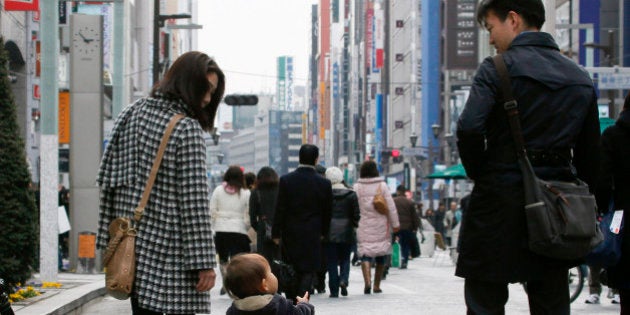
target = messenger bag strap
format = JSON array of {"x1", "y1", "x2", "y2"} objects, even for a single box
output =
[
  {"x1": 134, "y1": 114, "x2": 185, "y2": 222},
  {"x1": 492, "y1": 54, "x2": 527, "y2": 159}
]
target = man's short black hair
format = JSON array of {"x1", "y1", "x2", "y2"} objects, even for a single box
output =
[
  {"x1": 299, "y1": 144, "x2": 319, "y2": 166},
  {"x1": 396, "y1": 185, "x2": 406, "y2": 194},
  {"x1": 476, "y1": 0, "x2": 545, "y2": 30},
  {"x1": 624, "y1": 92, "x2": 630, "y2": 110}
]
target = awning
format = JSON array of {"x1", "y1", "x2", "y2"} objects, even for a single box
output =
[{"x1": 426, "y1": 163, "x2": 467, "y2": 179}]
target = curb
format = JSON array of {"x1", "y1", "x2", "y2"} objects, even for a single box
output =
[{"x1": 15, "y1": 281, "x2": 106, "y2": 315}]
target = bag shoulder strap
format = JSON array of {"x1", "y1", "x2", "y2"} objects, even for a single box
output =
[
  {"x1": 134, "y1": 114, "x2": 185, "y2": 222},
  {"x1": 376, "y1": 182, "x2": 382, "y2": 195},
  {"x1": 492, "y1": 54, "x2": 527, "y2": 159}
]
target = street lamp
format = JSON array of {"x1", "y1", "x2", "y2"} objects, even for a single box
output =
[
  {"x1": 428, "y1": 124, "x2": 441, "y2": 210},
  {"x1": 211, "y1": 128, "x2": 221, "y2": 146},
  {"x1": 153, "y1": 0, "x2": 192, "y2": 84},
  {"x1": 217, "y1": 153, "x2": 224, "y2": 165},
  {"x1": 584, "y1": 30, "x2": 616, "y2": 118},
  {"x1": 431, "y1": 124, "x2": 441, "y2": 139},
  {"x1": 410, "y1": 133, "x2": 418, "y2": 148}
]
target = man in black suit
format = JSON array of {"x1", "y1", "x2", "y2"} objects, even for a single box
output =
[{"x1": 272, "y1": 144, "x2": 333, "y2": 303}]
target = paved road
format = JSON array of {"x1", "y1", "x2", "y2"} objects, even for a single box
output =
[{"x1": 81, "y1": 250, "x2": 620, "y2": 314}]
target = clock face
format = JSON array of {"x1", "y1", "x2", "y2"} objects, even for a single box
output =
[{"x1": 72, "y1": 26, "x2": 100, "y2": 57}]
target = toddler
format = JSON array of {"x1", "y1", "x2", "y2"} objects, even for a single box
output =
[{"x1": 224, "y1": 253, "x2": 314, "y2": 315}]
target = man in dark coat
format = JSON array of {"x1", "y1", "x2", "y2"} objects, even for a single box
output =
[
  {"x1": 393, "y1": 185, "x2": 420, "y2": 269},
  {"x1": 596, "y1": 93, "x2": 630, "y2": 309},
  {"x1": 456, "y1": 0, "x2": 600, "y2": 314},
  {"x1": 272, "y1": 144, "x2": 333, "y2": 303}
]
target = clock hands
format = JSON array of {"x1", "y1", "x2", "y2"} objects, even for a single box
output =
[{"x1": 78, "y1": 30, "x2": 94, "y2": 43}]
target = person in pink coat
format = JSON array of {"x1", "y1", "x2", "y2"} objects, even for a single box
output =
[{"x1": 353, "y1": 160, "x2": 400, "y2": 294}]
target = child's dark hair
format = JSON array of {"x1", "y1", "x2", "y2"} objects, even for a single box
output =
[{"x1": 224, "y1": 253, "x2": 269, "y2": 299}]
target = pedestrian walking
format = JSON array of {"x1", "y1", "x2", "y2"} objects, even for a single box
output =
[
  {"x1": 324, "y1": 167, "x2": 360, "y2": 297},
  {"x1": 444, "y1": 201, "x2": 459, "y2": 246},
  {"x1": 595, "y1": 92, "x2": 630, "y2": 312},
  {"x1": 96, "y1": 51, "x2": 224, "y2": 314},
  {"x1": 250, "y1": 167, "x2": 281, "y2": 266},
  {"x1": 272, "y1": 144, "x2": 333, "y2": 304},
  {"x1": 433, "y1": 202, "x2": 447, "y2": 242},
  {"x1": 456, "y1": 1, "x2": 600, "y2": 314},
  {"x1": 393, "y1": 185, "x2": 420, "y2": 269},
  {"x1": 584, "y1": 265, "x2": 619, "y2": 304},
  {"x1": 224, "y1": 253, "x2": 314, "y2": 315},
  {"x1": 353, "y1": 160, "x2": 400, "y2": 294},
  {"x1": 210, "y1": 165, "x2": 252, "y2": 295}
]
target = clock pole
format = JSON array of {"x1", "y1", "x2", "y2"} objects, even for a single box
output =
[{"x1": 69, "y1": 14, "x2": 104, "y2": 273}]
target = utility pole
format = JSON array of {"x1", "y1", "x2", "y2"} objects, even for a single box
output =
[
  {"x1": 112, "y1": 0, "x2": 126, "y2": 117},
  {"x1": 153, "y1": 0, "x2": 160, "y2": 85},
  {"x1": 40, "y1": 0, "x2": 60, "y2": 283},
  {"x1": 152, "y1": 0, "x2": 191, "y2": 85}
]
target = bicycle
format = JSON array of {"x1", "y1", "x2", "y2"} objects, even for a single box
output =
[
  {"x1": 522, "y1": 264, "x2": 587, "y2": 304},
  {"x1": 567, "y1": 264, "x2": 587, "y2": 303}
]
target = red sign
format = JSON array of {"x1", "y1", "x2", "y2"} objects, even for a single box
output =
[
  {"x1": 33, "y1": 84, "x2": 40, "y2": 100},
  {"x1": 4, "y1": 0, "x2": 39, "y2": 11},
  {"x1": 35, "y1": 41, "x2": 40, "y2": 77}
]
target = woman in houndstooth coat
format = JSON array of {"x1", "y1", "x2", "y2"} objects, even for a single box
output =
[{"x1": 96, "y1": 51, "x2": 225, "y2": 314}]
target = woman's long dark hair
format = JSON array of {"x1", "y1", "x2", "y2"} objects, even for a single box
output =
[
  {"x1": 255, "y1": 167, "x2": 279, "y2": 190},
  {"x1": 151, "y1": 51, "x2": 225, "y2": 131}
]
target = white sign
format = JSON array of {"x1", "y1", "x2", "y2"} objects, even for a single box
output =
[
  {"x1": 599, "y1": 73, "x2": 630, "y2": 90},
  {"x1": 402, "y1": 147, "x2": 428, "y2": 157}
]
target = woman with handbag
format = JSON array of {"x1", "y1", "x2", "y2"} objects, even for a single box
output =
[
  {"x1": 97, "y1": 51, "x2": 224, "y2": 314},
  {"x1": 210, "y1": 165, "x2": 252, "y2": 295},
  {"x1": 249, "y1": 166, "x2": 281, "y2": 265},
  {"x1": 596, "y1": 93, "x2": 630, "y2": 312},
  {"x1": 353, "y1": 160, "x2": 400, "y2": 294}
]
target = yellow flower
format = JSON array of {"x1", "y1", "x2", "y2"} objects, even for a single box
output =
[{"x1": 42, "y1": 282, "x2": 62, "y2": 289}]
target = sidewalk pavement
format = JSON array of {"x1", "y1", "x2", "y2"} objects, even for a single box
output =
[{"x1": 13, "y1": 273, "x2": 106, "y2": 315}]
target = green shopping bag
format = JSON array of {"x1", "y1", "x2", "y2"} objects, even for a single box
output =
[{"x1": 391, "y1": 241, "x2": 401, "y2": 268}]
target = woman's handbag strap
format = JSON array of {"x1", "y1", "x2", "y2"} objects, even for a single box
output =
[{"x1": 134, "y1": 114, "x2": 185, "y2": 222}]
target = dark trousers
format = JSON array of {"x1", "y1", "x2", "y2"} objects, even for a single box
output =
[
  {"x1": 214, "y1": 232, "x2": 250, "y2": 263},
  {"x1": 257, "y1": 237, "x2": 280, "y2": 265},
  {"x1": 396, "y1": 229, "x2": 414, "y2": 265},
  {"x1": 465, "y1": 269, "x2": 569, "y2": 315},
  {"x1": 621, "y1": 289, "x2": 629, "y2": 315},
  {"x1": 325, "y1": 243, "x2": 352, "y2": 296},
  {"x1": 131, "y1": 297, "x2": 190, "y2": 315},
  {"x1": 286, "y1": 271, "x2": 315, "y2": 304}
]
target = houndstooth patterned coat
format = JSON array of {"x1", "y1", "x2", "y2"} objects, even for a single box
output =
[{"x1": 96, "y1": 94, "x2": 217, "y2": 313}]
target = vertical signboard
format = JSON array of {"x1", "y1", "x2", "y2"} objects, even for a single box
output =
[
  {"x1": 58, "y1": 91, "x2": 70, "y2": 144},
  {"x1": 286, "y1": 57, "x2": 293, "y2": 108},
  {"x1": 365, "y1": 5, "x2": 373, "y2": 70},
  {"x1": 276, "y1": 56, "x2": 293, "y2": 110},
  {"x1": 445, "y1": 0, "x2": 478, "y2": 69},
  {"x1": 277, "y1": 57, "x2": 286, "y2": 109}
]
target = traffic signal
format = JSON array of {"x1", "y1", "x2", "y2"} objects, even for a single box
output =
[
  {"x1": 224, "y1": 94, "x2": 259, "y2": 106},
  {"x1": 392, "y1": 149, "x2": 403, "y2": 163}
]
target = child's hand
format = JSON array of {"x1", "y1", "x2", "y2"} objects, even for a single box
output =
[{"x1": 296, "y1": 291, "x2": 309, "y2": 303}]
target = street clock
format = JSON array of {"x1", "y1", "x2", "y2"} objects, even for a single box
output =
[
  {"x1": 72, "y1": 25, "x2": 101, "y2": 58},
  {"x1": 70, "y1": 14, "x2": 103, "y2": 93}
]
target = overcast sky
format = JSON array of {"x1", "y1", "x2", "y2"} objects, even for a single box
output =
[{"x1": 197, "y1": 0, "x2": 315, "y2": 95}]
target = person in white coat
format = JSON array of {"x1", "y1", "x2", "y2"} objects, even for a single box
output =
[
  {"x1": 353, "y1": 160, "x2": 400, "y2": 294},
  {"x1": 210, "y1": 165, "x2": 251, "y2": 295}
]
